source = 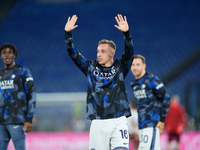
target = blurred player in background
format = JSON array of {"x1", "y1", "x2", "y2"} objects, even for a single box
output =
[
  {"x1": 64, "y1": 14, "x2": 134, "y2": 150},
  {"x1": 130, "y1": 54, "x2": 171, "y2": 150},
  {"x1": 127, "y1": 100, "x2": 139, "y2": 150},
  {"x1": 0, "y1": 43, "x2": 36, "y2": 150},
  {"x1": 165, "y1": 94, "x2": 187, "y2": 150}
]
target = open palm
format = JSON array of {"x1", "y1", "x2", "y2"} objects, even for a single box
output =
[
  {"x1": 114, "y1": 14, "x2": 129, "y2": 32},
  {"x1": 65, "y1": 15, "x2": 78, "y2": 32}
]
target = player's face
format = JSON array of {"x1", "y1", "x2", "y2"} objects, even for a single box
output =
[
  {"x1": 97, "y1": 43, "x2": 115, "y2": 67},
  {"x1": 1, "y1": 48, "x2": 16, "y2": 67},
  {"x1": 131, "y1": 58, "x2": 146, "y2": 79}
]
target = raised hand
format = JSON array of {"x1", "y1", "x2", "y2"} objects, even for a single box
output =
[
  {"x1": 64, "y1": 15, "x2": 78, "y2": 32},
  {"x1": 114, "y1": 14, "x2": 129, "y2": 32}
]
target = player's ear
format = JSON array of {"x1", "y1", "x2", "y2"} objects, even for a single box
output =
[
  {"x1": 144, "y1": 63, "x2": 146, "y2": 69},
  {"x1": 14, "y1": 53, "x2": 17, "y2": 58},
  {"x1": 111, "y1": 49, "x2": 115, "y2": 57}
]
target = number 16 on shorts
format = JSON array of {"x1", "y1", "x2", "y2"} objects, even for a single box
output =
[{"x1": 119, "y1": 129, "x2": 128, "y2": 139}]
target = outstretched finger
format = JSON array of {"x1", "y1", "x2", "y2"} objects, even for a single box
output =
[
  {"x1": 124, "y1": 16, "x2": 127, "y2": 22},
  {"x1": 114, "y1": 24, "x2": 119, "y2": 29},
  {"x1": 72, "y1": 15, "x2": 77, "y2": 22},
  {"x1": 118, "y1": 14, "x2": 123, "y2": 21},
  {"x1": 74, "y1": 16, "x2": 78, "y2": 23},
  {"x1": 115, "y1": 16, "x2": 120, "y2": 24},
  {"x1": 67, "y1": 16, "x2": 71, "y2": 22}
]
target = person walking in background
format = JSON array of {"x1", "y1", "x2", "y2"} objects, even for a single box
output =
[
  {"x1": 0, "y1": 43, "x2": 36, "y2": 150},
  {"x1": 64, "y1": 14, "x2": 134, "y2": 150},
  {"x1": 130, "y1": 54, "x2": 171, "y2": 150},
  {"x1": 127, "y1": 100, "x2": 139, "y2": 150},
  {"x1": 165, "y1": 94, "x2": 187, "y2": 150}
]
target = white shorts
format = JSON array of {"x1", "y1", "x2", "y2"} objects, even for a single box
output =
[
  {"x1": 138, "y1": 127, "x2": 160, "y2": 150},
  {"x1": 89, "y1": 116, "x2": 129, "y2": 150}
]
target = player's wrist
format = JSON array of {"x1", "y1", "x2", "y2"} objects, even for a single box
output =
[
  {"x1": 123, "y1": 30, "x2": 131, "y2": 38},
  {"x1": 25, "y1": 117, "x2": 33, "y2": 123},
  {"x1": 160, "y1": 117, "x2": 165, "y2": 122},
  {"x1": 65, "y1": 31, "x2": 72, "y2": 39}
]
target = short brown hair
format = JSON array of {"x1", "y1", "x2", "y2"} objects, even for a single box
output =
[
  {"x1": 98, "y1": 39, "x2": 116, "y2": 51},
  {"x1": 134, "y1": 54, "x2": 146, "y2": 63}
]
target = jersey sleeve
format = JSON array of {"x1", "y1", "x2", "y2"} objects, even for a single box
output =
[
  {"x1": 121, "y1": 30, "x2": 134, "y2": 77},
  {"x1": 150, "y1": 76, "x2": 171, "y2": 122},
  {"x1": 65, "y1": 31, "x2": 91, "y2": 76},
  {"x1": 22, "y1": 67, "x2": 36, "y2": 123}
]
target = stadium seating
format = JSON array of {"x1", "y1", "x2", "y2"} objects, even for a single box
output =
[{"x1": 0, "y1": 0, "x2": 200, "y2": 130}]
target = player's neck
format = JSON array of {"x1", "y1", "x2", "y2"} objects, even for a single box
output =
[
  {"x1": 101, "y1": 59, "x2": 114, "y2": 67},
  {"x1": 4, "y1": 62, "x2": 15, "y2": 69}
]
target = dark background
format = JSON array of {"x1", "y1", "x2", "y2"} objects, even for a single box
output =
[{"x1": 0, "y1": 0, "x2": 200, "y2": 131}]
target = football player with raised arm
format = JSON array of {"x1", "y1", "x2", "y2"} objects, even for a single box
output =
[{"x1": 64, "y1": 14, "x2": 134, "y2": 150}]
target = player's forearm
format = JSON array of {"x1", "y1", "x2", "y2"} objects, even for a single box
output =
[
  {"x1": 123, "y1": 30, "x2": 134, "y2": 59},
  {"x1": 25, "y1": 93, "x2": 36, "y2": 123},
  {"x1": 64, "y1": 31, "x2": 88, "y2": 75},
  {"x1": 64, "y1": 31, "x2": 74, "y2": 54},
  {"x1": 160, "y1": 94, "x2": 171, "y2": 122},
  {"x1": 64, "y1": 31, "x2": 81, "y2": 59}
]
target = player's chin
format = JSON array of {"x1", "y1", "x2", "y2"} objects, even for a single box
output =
[
  {"x1": 4, "y1": 61, "x2": 12, "y2": 65},
  {"x1": 132, "y1": 72, "x2": 138, "y2": 76},
  {"x1": 98, "y1": 61, "x2": 104, "y2": 65}
]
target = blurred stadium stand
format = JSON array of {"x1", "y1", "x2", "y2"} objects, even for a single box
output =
[{"x1": 0, "y1": 0, "x2": 200, "y2": 131}]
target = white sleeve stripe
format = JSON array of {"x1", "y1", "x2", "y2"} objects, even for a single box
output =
[
  {"x1": 26, "y1": 77, "x2": 33, "y2": 82},
  {"x1": 155, "y1": 83, "x2": 164, "y2": 90}
]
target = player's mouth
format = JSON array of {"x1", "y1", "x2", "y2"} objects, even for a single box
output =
[
  {"x1": 4, "y1": 58, "x2": 11, "y2": 63},
  {"x1": 133, "y1": 70, "x2": 138, "y2": 75},
  {"x1": 98, "y1": 58, "x2": 102, "y2": 62}
]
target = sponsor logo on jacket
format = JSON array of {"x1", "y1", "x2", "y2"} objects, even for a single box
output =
[{"x1": 0, "y1": 80, "x2": 14, "y2": 89}]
